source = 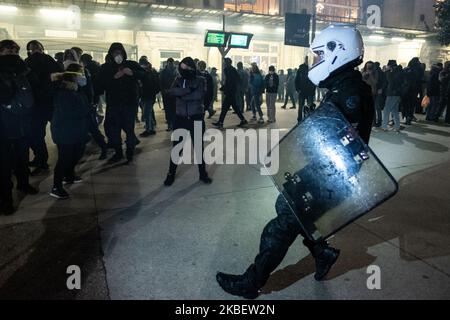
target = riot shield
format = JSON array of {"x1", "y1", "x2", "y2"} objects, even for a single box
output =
[{"x1": 267, "y1": 102, "x2": 398, "y2": 243}]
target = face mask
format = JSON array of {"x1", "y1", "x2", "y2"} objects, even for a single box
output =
[
  {"x1": 179, "y1": 68, "x2": 196, "y2": 79},
  {"x1": 114, "y1": 55, "x2": 123, "y2": 65},
  {"x1": 76, "y1": 76, "x2": 87, "y2": 87}
]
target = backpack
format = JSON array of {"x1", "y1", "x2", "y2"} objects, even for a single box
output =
[{"x1": 0, "y1": 72, "x2": 34, "y2": 116}]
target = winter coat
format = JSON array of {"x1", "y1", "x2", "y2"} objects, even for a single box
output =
[
  {"x1": 168, "y1": 76, "x2": 205, "y2": 118},
  {"x1": 141, "y1": 69, "x2": 160, "y2": 101},
  {"x1": 160, "y1": 66, "x2": 178, "y2": 95},
  {"x1": 51, "y1": 81, "x2": 91, "y2": 145},
  {"x1": 198, "y1": 70, "x2": 214, "y2": 108},
  {"x1": 427, "y1": 67, "x2": 441, "y2": 97},
  {"x1": 25, "y1": 52, "x2": 62, "y2": 111},
  {"x1": 295, "y1": 64, "x2": 316, "y2": 97},
  {"x1": 221, "y1": 65, "x2": 240, "y2": 96},
  {"x1": 250, "y1": 73, "x2": 264, "y2": 96},
  {"x1": 0, "y1": 55, "x2": 34, "y2": 139},
  {"x1": 321, "y1": 68, "x2": 374, "y2": 144},
  {"x1": 386, "y1": 67, "x2": 405, "y2": 96},
  {"x1": 265, "y1": 73, "x2": 279, "y2": 94}
]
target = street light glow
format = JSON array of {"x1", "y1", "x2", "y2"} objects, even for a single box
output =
[
  {"x1": 94, "y1": 13, "x2": 126, "y2": 21},
  {"x1": 151, "y1": 17, "x2": 179, "y2": 25},
  {"x1": 197, "y1": 21, "x2": 222, "y2": 29},
  {"x1": 0, "y1": 5, "x2": 18, "y2": 13},
  {"x1": 392, "y1": 37, "x2": 407, "y2": 42},
  {"x1": 40, "y1": 8, "x2": 75, "y2": 18},
  {"x1": 369, "y1": 35, "x2": 385, "y2": 41},
  {"x1": 242, "y1": 24, "x2": 264, "y2": 32}
]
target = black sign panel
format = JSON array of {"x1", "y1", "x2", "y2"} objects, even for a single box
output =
[{"x1": 285, "y1": 13, "x2": 311, "y2": 47}]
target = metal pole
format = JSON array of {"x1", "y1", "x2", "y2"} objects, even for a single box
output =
[{"x1": 311, "y1": 0, "x2": 317, "y2": 42}]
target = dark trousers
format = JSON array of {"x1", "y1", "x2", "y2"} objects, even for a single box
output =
[
  {"x1": 402, "y1": 94, "x2": 416, "y2": 123},
  {"x1": 54, "y1": 143, "x2": 85, "y2": 189},
  {"x1": 284, "y1": 91, "x2": 296, "y2": 108},
  {"x1": 162, "y1": 94, "x2": 176, "y2": 130},
  {"x1": 0, "y1": 137, "x2": 30, "y2": 204},
  {"x1": 29, "y1": 110, "x2": 51, "y2": 168},
  {"x1": 104, "y1": 106, "x2": 136, "y2": 156},
  {"x1": 168, "y1": 115, "x2": 207, "y2": 177},
  {"x1": 374, "y1": 94, "x2": 384, "y2": 126},
  {"x1": 245, "y1": 195, "x2": 327, "y2": 289},
  {"x1": 88, "y1": 112, "x2": 107, "y2": 150},
  {"x1": 218, "y1": 94, "x2": 246, "y2": 124},
  {"x1": 297, "y1": 94, "x2": 314, "y2": 122}
]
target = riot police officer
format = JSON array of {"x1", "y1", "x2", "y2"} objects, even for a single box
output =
[{"x1": 216, "y1": 24, "x2": 374, "y2": 299}]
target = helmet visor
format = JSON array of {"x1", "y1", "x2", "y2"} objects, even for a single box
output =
[{"x1": 308, "y1": 48, "x2": 325, "y2": 70}]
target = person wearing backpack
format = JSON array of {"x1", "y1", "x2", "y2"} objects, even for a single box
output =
[{"x1": 0, "y1": 40, "x2": 39, "y2": 215}]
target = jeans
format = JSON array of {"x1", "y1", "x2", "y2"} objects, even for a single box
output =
[
  {"x1": 143, "y1": 98, "x2": 156, "y2": 132},
  {"x1": 251, "y1": 94, "x2": 264, "y2": 118},
  {"x1": 382, "y1": 96, "x2": 401, "y2": 130},
  {"x1": 266, "y1": 93, "x2": 277, "y2": 122},
  {"x1": 54, "y1": 143, "x2": 85, "y2": 188}
]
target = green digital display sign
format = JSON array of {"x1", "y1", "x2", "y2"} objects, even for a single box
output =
[{"x1": 205, "y1": 31, "x2": 227, "y2": 47}]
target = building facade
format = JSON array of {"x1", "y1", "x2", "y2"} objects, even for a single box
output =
[{"x1": 0, "y1": 0, "x2": 447, "y2": 72}]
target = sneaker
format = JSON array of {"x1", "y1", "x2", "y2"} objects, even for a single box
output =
[
  {"x1": 251, "y1": 116, "x2": 257, "y2": 121},
  {"x1": 238, "y1": 120, "x2": 248, "y2": 128},
  {"x1": 140, "y1": 131, "x2": 151, "y2": 138},
  {"x1": 109, "y1": 153, "x2": 124, "y2": 164},
  {"x1": 289, "y1": 106, "x2": 296, "y2": 109},
  {"x1": 258, "y1": 118, "x2": 265, "y2": 124},
  {"x1": 17, "y1": 184, "x2": 39, "y2": 195},
  {"x1": 281, "y1": 105, "x2": 287, "y2": 109},
  {"x1": 212, "y1": 122, "x2": 224, "y2": 129},
  {"x1": 200, "y1": 175, "x2": 212, "y2": 184},
  {"x1": 63, "y1": 177, "x2": 82, "y2": 185},
  {"x1": 164, "y1": 173, "x2": 176, "y2": 186},
  {"x1": 50, "y1": 187, "x2": 69, "y2": 200}
]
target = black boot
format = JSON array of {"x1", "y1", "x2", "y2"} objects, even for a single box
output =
[
  {"x1": 164, "y1": 173, "x2": 176, "y2": 186},
  {"x1": 216, "y1": 272, "x2": 259, "y2": 300},
  {"x1": 310, "y1": 243, "x2": 340, "y2": 281}
]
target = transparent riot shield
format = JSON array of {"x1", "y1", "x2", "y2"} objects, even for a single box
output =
[{"x1": 267, "y1": 102, "x2": 398, "y2": 243}]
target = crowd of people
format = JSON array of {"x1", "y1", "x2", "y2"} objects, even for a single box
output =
[{"x1": 1, "y1": 38, "x2": 449, "y2": 216}]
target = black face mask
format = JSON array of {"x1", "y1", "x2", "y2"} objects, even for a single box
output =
[{"x1": 179, "y1": 68, "x2": 196, "y2": 79}]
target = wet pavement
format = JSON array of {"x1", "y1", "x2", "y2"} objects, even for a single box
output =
[{"x1": 0, "y1": 104, "x2": 449, "y2": 300}]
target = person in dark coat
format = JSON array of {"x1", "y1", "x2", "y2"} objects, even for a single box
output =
[
  {"x1": 139, "y1": 60, "x2": 160, "y2": 137},
  {"x1": 281, "y1": 69, "x2": 296, "y2": 109},
  {"x1": 50, "y1": 67, "x2": 91, "y2": 200},
  {"x1": 95, "y1": 42, "x2": 146, "y2": 163},
  {"x1": 438, "y1": 62, "x2": 450, "y2": 124},
  {"x1": 212, "y1": 58, "x2": 248, "y2": 129},
  {"x1": 160, "y1": 58, "x2": 178, "y2": 131},
  {"x1": 402, "y1": 57, "x2": 424, "y2": 125},
  {"x1": 425, "y1": 64, "x2": 443, "y2": 122},
  {"x1": 236, "y1": 62, "x2": 249, "y2": 114},
  {"x1": 382, "y1": 60, "x2": 404, "y2": 132},
  {"x1": 163, "y1": 57, "x2": 212, "y2": 187},
  {"x1": 295, "y1": 63, "x2": 316, "y2": 122},
  {"x1": 265, "y1": 65, "x2": 279, "y2": 123},
  {"x1": 25, "y1": 40, "x2": 63, "y2": 175},
  {"x1": 197, "y1": 60, "x2": 215, "y2": 119},
  {"x1": 0, "y1": 40, "x2": 39, "y2": 215},
  {"x1": 64, "y1": 50, "x2": 108, "y2": 159}
]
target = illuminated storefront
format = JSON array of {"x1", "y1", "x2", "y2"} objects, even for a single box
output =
[{"x1": 0, "y1": 0, "x2": 446, "y2": 73}]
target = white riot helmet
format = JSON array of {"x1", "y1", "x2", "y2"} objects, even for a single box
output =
[{"x1": 308, "y1": 24, "x2": 364, "y2": 86}]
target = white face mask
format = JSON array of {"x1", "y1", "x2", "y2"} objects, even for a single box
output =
[{"x1": 114, "y1": 54, "x2": 123, "y2": 65}]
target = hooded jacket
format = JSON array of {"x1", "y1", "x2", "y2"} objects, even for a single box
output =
[
  {"x1": 51, "y1": 76, "x2": 91, "y2": 145},
  {"x1": 94, "y1": 43, "x2": 146, "y2": 110},
  {"x1": 295, "y1": 64, "x2": 316, "y2": 97},
  {"x1": 25, "y1": 51, "x2": 62, "y2": 111},
  {"x1": 168, "y1": 57, "x2": 205, "y2": 118}
]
